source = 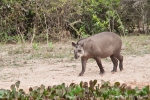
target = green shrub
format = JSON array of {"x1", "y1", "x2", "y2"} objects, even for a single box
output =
[{"x1": 0, "y1": 80, "x2": 149, "y2": 99}]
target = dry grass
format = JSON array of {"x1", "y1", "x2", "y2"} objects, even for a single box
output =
[
  {"x1": 0, "y1": 41, "x2": 74, "y2": 67},
  {"x1": 0, "y1": 35, "x2": 150, "y2": 68},
  {"x1": 122, "y1": 35, "x2": 150, "y2": 55}
]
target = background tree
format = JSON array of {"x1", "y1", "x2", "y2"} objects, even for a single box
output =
[{"x1": 0, "y1": 0, "x2": 150, "y2": 43}]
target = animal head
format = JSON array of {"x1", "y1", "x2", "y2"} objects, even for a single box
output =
[{"x1": 72, "y1": 41, "x2": 85, "y2": 59}]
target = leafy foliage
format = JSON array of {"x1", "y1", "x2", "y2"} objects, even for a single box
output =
[
  {"x1": 0, "y1": 0, "x2": 150, "y2": 43},
  {"x1": 0, "y1": 80, "x2": 150, "y2": 99}
]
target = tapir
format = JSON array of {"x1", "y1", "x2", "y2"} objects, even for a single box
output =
[{"x1": 72, "y1": 32, "x2": 123, "y2": 76}]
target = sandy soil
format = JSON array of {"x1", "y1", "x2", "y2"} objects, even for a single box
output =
[{"x1": 0, "y1": 45, "x2": 150, "y2": 93}]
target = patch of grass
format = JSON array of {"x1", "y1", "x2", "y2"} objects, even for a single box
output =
[
  {"x1": 1, "y1": 35, "x2": 150, "y2": 70},
  {"x1": 32, "y1": 42, "x2": 40, "y2": 50},
  {"x1": 72, "y1": 65, "x2": 76, "y2": 68},
  {"x1": 42, "y1": 52, "x2": 53, "y2": 58},
  {"x1": 30, "y1": 67, "x2": 34, "y2": 72},
  {"x1": 48, "y1": 42, "x2": 54, "y2": 50},
  {"x1": 54, "y1": 53, "x2": 66, "y2": 58},
  {"x1": 88, "y1": 58, "x2": 96, "y2": 62},
  {"x1": 0, "y1": 73, "x2": 11, "y2": 80},
  {"x1": 122, "y1": 35, "x2": 150, "y2": 55},
  {"x1": 8, "y1": 47, "x2": 24, "y2": 54},
  {"x1": 13, "y1": 63, "x2": 21, "y2": 67},
  {"x1": 103, "y1": 58, "x2": 111, "y2": 62},
  {"x1": 30, "y1": 52, "x2": 41, "y2": 58},
  {"x1": 69, "y1": 57, "x2": 75, "y2": 62},
  {"x1": 0, "y1": 43, "x2": 2, "y2": 48},
  {"x1": 25, "y1": 55, "x2": 34, "y2": 60}
]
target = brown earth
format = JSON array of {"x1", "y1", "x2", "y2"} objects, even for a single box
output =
[{"x1": 0, "y1": 37, "x2": 150, "y2": 92}]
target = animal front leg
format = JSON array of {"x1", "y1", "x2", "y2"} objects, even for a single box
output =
[
  {"x1": 79, "y1": 57, "x2": 88, "y2": 76},
  {"x1": 95, "y1": 57, "x2": 105, "y2": 75}
]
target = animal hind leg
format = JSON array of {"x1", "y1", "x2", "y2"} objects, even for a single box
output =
[
  {"x1": 110, "y1": 55, "x2": 118, "y2": 72},
  {"x1": 115, "y1": 54, "x2": 123, "y2": 71}
]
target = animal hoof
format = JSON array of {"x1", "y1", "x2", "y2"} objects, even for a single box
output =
[
  {"x1": 99, "y1": 71, "x2": 104, "y2": 75},
  {"x1": 78, "y1": 73, "x2": 83, "y2": 76},
  {"x1": 111, "y1": 70, "x2": 117, "y2": 72},
  {"x1": 111, "y1": 70, "x2": 117, "y2": 74},
  {"x1": 99, "y1": 73, "x2": 104, "y2": 76},
  {"x1": 120, "y1": 68, "x2": 123, "y2": 71}
]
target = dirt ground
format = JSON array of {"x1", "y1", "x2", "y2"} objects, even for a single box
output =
[{"x1": 0, "y1": 37, "x2": 150, "y2": 92}]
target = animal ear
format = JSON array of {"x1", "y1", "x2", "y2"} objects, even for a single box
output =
[{"x1": 72, "y1": 42, "x2": 76, "y2": 47}]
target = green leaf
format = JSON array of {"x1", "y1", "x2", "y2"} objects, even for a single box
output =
[
  {"x1": 0, "y1": 89, "x2": 7, "y2": 98},
  {"x1": 93, "y1": 80, "x2": 97, "y2": 86},
  {"x1": 80, "y1": 81, "x2": 83, "y2": 87},
  {"x1": 142, "y1": 86, "x2": 149, "y2": 93},
  {"x1": 10, "y1": 84, "x2": 16, "y2": 91},
  {"x1": 32, "y1": 86, "x2": 38, "y2": 91},
  {"x1": 114, "y1": 82, "x2": 120, "y2": 87},
  {"x1": 15, "y1": 81, "x2": 20, "y2": 89}
]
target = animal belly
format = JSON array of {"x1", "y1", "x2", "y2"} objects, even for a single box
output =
[{"x1": 100, "y1": 48, "x2": 113, "y2": 58}]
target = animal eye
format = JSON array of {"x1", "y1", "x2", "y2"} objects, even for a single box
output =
[{"x1": 78, "y1": 50, "x2": 81, "y2": 52}]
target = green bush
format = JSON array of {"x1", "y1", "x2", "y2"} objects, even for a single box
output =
[
  {"x1": 0, "y1": 0, "x2": 150, "y2": 43},
  {"x1": 0, "y1": 0, "x2": 125, "y2": 43},
  {"x1": 0, "y1": 80, "x2": 149, "y2": 99}
]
